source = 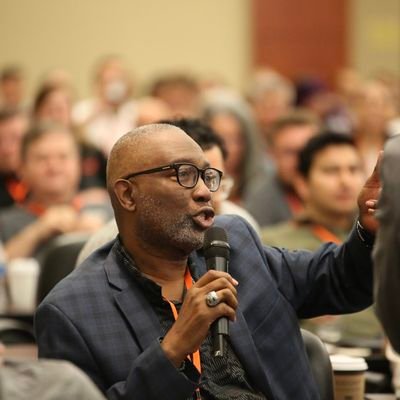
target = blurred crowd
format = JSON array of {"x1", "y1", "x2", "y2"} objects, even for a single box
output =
[
  {"x1": 0, "y1": 56, "x2": 399, "y2": 257},
  {"x1": 0, "y1": 55, "x2": 399, "y2": 393}
]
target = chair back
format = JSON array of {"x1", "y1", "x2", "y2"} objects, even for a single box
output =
[
  {"x1": 36, "y1": 233, "x2": 89, "y2": 304},
  {"x1": 301, "y1": 329, "x2": 334, "y2": 400},
  {"x1": 0, "y1": 318, "x2": 35, "y2": 344}
]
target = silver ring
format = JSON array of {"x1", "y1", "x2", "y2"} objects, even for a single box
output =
[{"x1": 205, "y1": 290, "x2": 220, "y2": 307}]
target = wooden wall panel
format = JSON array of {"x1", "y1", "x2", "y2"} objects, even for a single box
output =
[{"x1": 252, "y1": 0, "x2": 347, "y2": 86}]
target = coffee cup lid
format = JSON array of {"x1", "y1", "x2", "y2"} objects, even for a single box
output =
[{"x1": 330, "y1": 355, "x2": 368, "y2": 371}]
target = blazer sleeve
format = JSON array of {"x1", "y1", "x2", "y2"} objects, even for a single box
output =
[
  {"x1": 35, "y1": 303, "x2": 200, "y2": 400},
  {"x1": 229, "y1": 215, "x2": 373, "y2": 319},
  {"x1": 266, "y1": 227, "x2": 373, "y2": 318}
]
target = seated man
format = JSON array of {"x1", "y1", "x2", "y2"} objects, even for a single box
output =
[
  {"x1": 0, "y1": 123, "x2": 112, "y2": 260},
  {"x1": 0, "y1": 341, "x2": 104, "y2": 399},
  {"x1": 262, "y1": 132, "x2": 364, "y2": 248},
  {"x1": 0, "y1": 109, "x2": 29, "y2": 208},
  {"x1": 77, "y1": 118, "x2": 259, "y2": 264},
  {"x1": 36, "y1": 123, "x2": 379, "y2": 399},
  {"x1": 244, "y1": 110, "x2": 319, "y2": 227},
  {"x1": 168, "y1": 118, "x2": 259, "y2": 232},
  {"x1": 262, "y1": 132, "x2": 382, "y2": 345}
]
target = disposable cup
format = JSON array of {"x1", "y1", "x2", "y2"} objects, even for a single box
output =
[
  {"x1": 7, "y1": 258, "x2": 39, "y2": 313},
  {"x1": 330, "y1": 354, "x2": 368, "y2": 400}
]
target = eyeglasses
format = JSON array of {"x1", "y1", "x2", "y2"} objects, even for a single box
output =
[{"x1": 122, "y1": 163, "x2": 223, "y2": 192}]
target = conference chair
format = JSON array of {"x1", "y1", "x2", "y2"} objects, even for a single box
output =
[
  {"x1": 36, "y1": 233, "x2": 90, "y2": 305},
  {"x1": 0, "y1": 318, "x2": 35, "y2": 344},
  {"x1": 301, "y1": 329, "x2": 334, "y2": 400}
]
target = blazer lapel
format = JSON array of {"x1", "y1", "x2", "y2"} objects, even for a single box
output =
[
  {"x1": 192, "y1": 250, "x2": 273, "y2": 398},
  {"x1": 104, "y1": 247, "x2": 163, "y2": 351},
  {"x1": 114, "y1": 282, "x2": 162, "y2": 351},
  {"x1": 230, "y1": 311, "x2": 273, "y2": 398}
]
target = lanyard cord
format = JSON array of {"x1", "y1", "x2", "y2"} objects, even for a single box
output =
[
  {"x1": 6, "y1": 178, "x2": 28, "y2": 203},
  {"x1": 311, "y1": 224, "x2": 342, "y2": 244},
  {"x1": 285, "y1": 192, "x2": 303, "y2": 215},
  {"x1": 165, "y1": 268, "x2": 202, "y2": 399}
]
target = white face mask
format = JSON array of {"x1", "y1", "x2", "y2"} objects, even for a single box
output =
[{"x1": 104, "y1": 80, "x2": 128, "y2": 104}]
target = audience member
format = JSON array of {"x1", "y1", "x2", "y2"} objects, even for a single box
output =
[
  {"x1": 168, "y1": 118, "x2": 259, "y2": 232},
  {"x1": 262, "y1": 133, "x2": 382, "y2": 345},
  {"x1": 72, "y1": 56, "x2": 137, "y2": 155},
  {"x1": 374, "y1": 134, "x2": 400, "y2": 352},
  {"x1": 0, "y1": 66, "x2": 26, "y2": 110},
  {"x1": 244, "y1": 110, "x2": 319, "y2": 227},
  {"x1": 352, "y1": 79, "x2": 396, "y2": 175},
  {"x1": 36, "y1": 123, "x2": 380, "y2": 399},
  {"x1": 135, "y1": 96, "x2": 172, "y2": 126},
  {"x1": 0, "y1": 109, "x2": 29, "y2": 208},
  {"x1": 77, "y1": 118, "x2": 259, "y2": 264},
  {"x1": 0, "y1": 340, "x2": 105, "y2": 400},
  {"x1": 0, "y1": 124, "x2": 111, "y2": 260},
  {"x1": 295, "y1": 76, "x2": 352, "y2": 134},
  {"x1": 150, "y1": 73, "x2": 200, "y2": 118},
  {"x1": 262, "y1": 133, "x2": 363, "y2": 247},
  {"x1": 203, "y1": 97, "x2": 264, "y2": 205},
  {"x1": 246, "y1": 69, "x2": 295, "y2": 147},
  {"x1": 33, "y1": 83, "x2": 107, "y2": 190}
]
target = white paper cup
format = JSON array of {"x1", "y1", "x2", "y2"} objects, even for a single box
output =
[
  {"x1": 330, "y1": 354, "x2": 368, "y2": 400},
  {"x1": 7, "y1": 258, "x2": 39, "y2": 313}
]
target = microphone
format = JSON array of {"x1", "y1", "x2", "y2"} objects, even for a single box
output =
[{"x1": 203, "y1": 227, "x2": 230, "y2": 357}]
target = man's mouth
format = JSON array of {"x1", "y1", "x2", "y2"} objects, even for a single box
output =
[{"x1": 192, "y1": 207, "x2": 215, "y2": 230}]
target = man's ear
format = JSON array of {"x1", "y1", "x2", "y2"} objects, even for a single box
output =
[
  {"x1": 113, "y1": 180, "x2": 137, "y2": 211},
  {"x1": 294, "y1": 174, "x2": 309, "y2": 203}
]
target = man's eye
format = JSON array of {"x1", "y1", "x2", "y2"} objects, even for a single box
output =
[{"x1": 178, "y1": 170, "x2": 190, "y2": 178}]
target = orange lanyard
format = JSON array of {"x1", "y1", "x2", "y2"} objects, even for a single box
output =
[
  {"x1": 165, "y1": 268, "x2": 202, "y2": 399},
  {"x1": 311, "y1": 224, "x2": 342, "y2": 244},
  {"x1": 6, "y1": 178, "x2": 28, "y2": 203},
  {"x1": 286, "y1": 192, "x2": 303, "y2": 215},
  {"x1": 24, "y1": 197, "x2": 83, "y2": 217}
]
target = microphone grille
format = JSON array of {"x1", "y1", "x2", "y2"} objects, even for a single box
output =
[
  {"x1": 203, "y1": 227, "x2": 230, "y2": 260},
  {"x1": 203, "y1": 227, "x2": 228, "y2": 248}
]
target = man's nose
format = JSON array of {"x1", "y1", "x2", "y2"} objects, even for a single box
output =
[{"x1": 193, "y1": 176, "x2": 212, "y2": 202}]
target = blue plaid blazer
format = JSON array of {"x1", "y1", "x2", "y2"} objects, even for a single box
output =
[{"x1": 35, "y1": 215, "x2": 373, "y2": 399}]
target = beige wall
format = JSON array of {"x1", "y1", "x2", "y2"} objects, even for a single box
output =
[
  {"x1": 1, "y1": 0, "x2": 399, "y2": 99},
  {"x1": 0, "y1": 0, "x2": 251, "y2": 98},
  {"x1": 349, "y1": 0, "x2": 400, "y2": 77}
]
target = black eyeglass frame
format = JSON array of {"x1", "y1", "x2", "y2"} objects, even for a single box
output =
[{"x1": 121, "y1": 163, "x2": 223, "y2": 192}]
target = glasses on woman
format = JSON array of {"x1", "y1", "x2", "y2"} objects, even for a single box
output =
[{"x1": 122, "y1": 163, "x2": 223, "y2": 192}]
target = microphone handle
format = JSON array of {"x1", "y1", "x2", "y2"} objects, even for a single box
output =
[{"x1": 206, "y1": 256, "x2": 229, "y2": 357}]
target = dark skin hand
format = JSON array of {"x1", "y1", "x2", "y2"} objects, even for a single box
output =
[
  {"x1": 161, "y1": 270, "x2": 238, "y2": 367},
  {"x1": 357, "y1": 151, "x2": 382, "y2": 234}
]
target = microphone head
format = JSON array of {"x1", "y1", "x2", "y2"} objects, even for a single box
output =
[{"x1": 203, "y1": 226, "x2": 230, "y2": 260}]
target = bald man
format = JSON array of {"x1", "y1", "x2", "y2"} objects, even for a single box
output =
[{"x1": 36, "y1": 124, "x2": 380, "y2": 400}]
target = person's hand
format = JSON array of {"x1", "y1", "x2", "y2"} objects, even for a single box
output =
[
  {"x1": 357, "y1": 151, "x2": 382, "y2": 234},
  {"x1": 38, "y1": 205, "x2": 80, "y2": 239},
  {"x1": 161, "y1": 270, "x2": 238, "y2": 367}
]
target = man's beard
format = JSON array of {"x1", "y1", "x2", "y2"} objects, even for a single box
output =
[{"x1": 136, "y1": 193, "x2": 204, "y2": 255}]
